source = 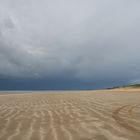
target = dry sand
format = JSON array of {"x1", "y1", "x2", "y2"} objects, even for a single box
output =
[{"x1": 0, "y1": 89, "x2": 140, "y2": 140}]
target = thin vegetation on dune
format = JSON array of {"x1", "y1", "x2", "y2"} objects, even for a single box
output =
[{"x1": 108, "y1": 84, "x2": 140, "y2": 89}]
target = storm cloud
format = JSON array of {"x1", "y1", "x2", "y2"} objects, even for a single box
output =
[{"x1": 0, "y1": 0, "x2": 140, "y2": 89}]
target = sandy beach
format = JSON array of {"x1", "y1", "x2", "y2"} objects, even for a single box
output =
[{"x1": 0, "y1": 89, "x2": 140, "y2": 140}]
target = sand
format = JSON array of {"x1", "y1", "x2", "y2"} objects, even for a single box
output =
[{"x1": 0, "y1": 89, "x2": 140, "y2": 140}]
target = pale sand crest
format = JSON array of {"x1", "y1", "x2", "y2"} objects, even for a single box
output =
[{"x1": 0, "y1": 89, "x2": 140, "y2": 140}]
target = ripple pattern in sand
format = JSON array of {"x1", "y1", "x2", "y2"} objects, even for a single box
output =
[{"x1": 0, "y1": 91, "x2": 140, "y2": 140}]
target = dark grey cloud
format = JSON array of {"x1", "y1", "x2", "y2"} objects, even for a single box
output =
[{"x1": 0, "y1": 0, "x2": 140, "y2": 89}]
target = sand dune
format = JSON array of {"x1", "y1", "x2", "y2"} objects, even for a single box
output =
[{"x1": 0, "y1": 89, "x2": 140, "y2": 140}]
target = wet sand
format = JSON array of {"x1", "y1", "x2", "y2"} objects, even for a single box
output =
[{"x1": 0, "y1": 89, "x2": 140, "y2": 140}]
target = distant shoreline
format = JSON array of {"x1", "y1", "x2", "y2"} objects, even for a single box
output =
[{"x1": 0, "y1": 87, "x2": 140, "y2": 95}]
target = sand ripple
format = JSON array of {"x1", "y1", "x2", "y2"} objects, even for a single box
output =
[{"x1": 0, "y1": 90, "x2": 140, "y2": 140}]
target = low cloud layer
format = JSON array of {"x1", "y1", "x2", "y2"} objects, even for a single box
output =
[{"x1": 0, "y1": 0, "x2": 140, "y2": 89}]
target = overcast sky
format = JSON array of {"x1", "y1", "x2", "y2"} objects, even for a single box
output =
[{"x1": 0, "y1": 0, "x2": 140, "y2": 90}]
